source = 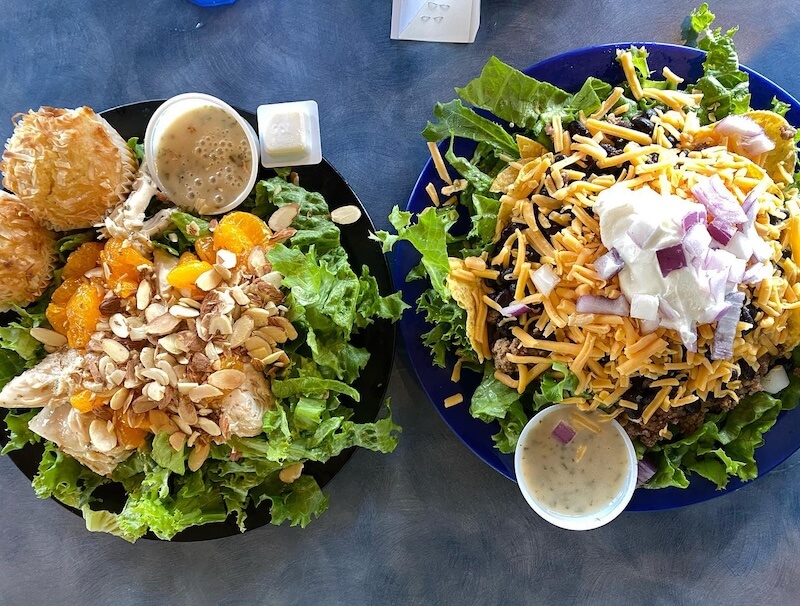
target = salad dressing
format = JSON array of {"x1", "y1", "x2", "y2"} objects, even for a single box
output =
[
  {"x1": 518, "y1": 408, "x2": 630, "y2": 516},
  {"x1": 154, "y1": 104, "x2": 252, "y2": 214}
]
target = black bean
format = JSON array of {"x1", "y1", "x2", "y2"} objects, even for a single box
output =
[
  {"x1": 490, "y1": 289, "x2": 514, "y2": 308},
  {"x1": 600, "y1": 143, "x2": 622, "y2": 157},
  {"x1": 740, "y1": 304, "x2": 756, "y2": 335},
  {"x1": 567, "y1": 120, "x2": 591, "y2": 139},
  {"x1": 631, "y1": 115, "x2": 655, "y2": 135},
  {"x1": 643, "y1": 108, "x2": 656, "y2": 119},
  {"x1": 553, "y1": 152, "x2": 565, "y2": 162},
  {"x1": 769, "y1": 213, "x2": 783, "y2": 226}
]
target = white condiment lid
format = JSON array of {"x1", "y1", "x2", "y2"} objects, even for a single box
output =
[
  {"x1": 514, "y1": 404, "x2": 638, "y2": 531},
  {"x1": 143, "y1": 92, "x2": 260, "y2": 215},
  {"x1": 257, "y1": 100, "x2": 322, "y2": 168}
]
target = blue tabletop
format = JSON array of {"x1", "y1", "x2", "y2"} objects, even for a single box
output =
[{"x1": 1, "y1": 1, "x2": 800, "y2": 604}]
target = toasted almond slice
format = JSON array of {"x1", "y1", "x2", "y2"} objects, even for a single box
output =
[
  {"x1": 249, "y1": 347, "x2": 272, "y2": 360},
  {"x1": 330, "y1": 205, "x2": 362, "y2": 225},
  {"x1": 268, "y1": 203, "x2": 300, "y2": 231},
  {"x1": 143, "y1": 382, "x2": 166, "y2": 402},
  {"x1": 109, "y1": 368, "x2": 127, "y2": 387},
  {"x1": 271, "y1": 316, "x2": 299, "y2": 340},
  {"x1": 207, "y1": 369, "x2": 246, "y2": 390},
  {"x1": 245, "y1": 307, "x2": 273, "y2": 326},
  {"x1": 29, "y1": 327, "x2": 67, "y2": 347},
  {"x1": 209, "y1": 315, "x2": 233, "y2": 336},
  {"x1": 196, "y1": 417, "x2": 222, "y2": 437},
  {"x1": 213, "y1": 264, "x2": 232, "y2": 281},
  {"x1": 262, "y1": 271, "x2": 283, "y2": 289},
  {"x1": 110, "y1": 387, "x2": 130, "y2": 411},
  {"x1": 142, "y1": 367, "x2": 170, "y2": 386},
  {"x1": 169, "y1": 431, "x2": 187, "y2": 451},
  {"x1": 145, "y1": 303, "x2": 168, "y2": 323},
  {"x1": 244, "y1": 335, "x2": 271, "y2": 353},
  {"x1": 136, "y1": 279, "x2": 152, "y2": 311},
  {"x1": 169, "y1": 304, "x2": 200, "y2": 319},
  {"x1": 279, "y1": 463, "x2": 304, "y2": 484},
  {"x1": 262, "y1": 350, "x2": 285, "y2": 365},
  {"x1": 109, "y1": 313, "x2": 130, "y2": 339},
  {"x1": 196, "y1": 269, "x2": 222, "y2": 291},
  {"x1": 179, "y1": 297, "x2": 202, "y2": 310},
  {"x1": 101, "y1": 339, "x2": 130, "y2": 364},
  {"x1": 89, "y1": 419, "x2": 118, "y2": 453},
  {"x1": 147, "y1": 313, "x2": 182, "y2": 336},
  {"x1": 260, "y1": 326, "x2": 288, "y2": 344},
  {"x1": 157, "y1": 360, "x2": 178, "y2": 386},
  {"x1": 216, "y1": 249, "x2": 237, "y2": 270},
  {"x1": 177, "y1": 381, "x2": 199, "y2": 395},
  {"x1": 188, "y1": 441, "x2": 210, "y2": 471},
  {"x1": 230, "y1": 286, "x2": 251, "y2": 306},
  {"x1": 158, "y1": 334, "x2": 185, "y2": 355},
  {"x1": 188, "y1": 384, "x2": 224, "y2": 403},
  {"x1": 229, "y1": 315, "x2": 255, "y2": 348}
]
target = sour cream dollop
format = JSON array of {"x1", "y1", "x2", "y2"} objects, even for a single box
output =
[{"x1": 594, "y1": 185, "x2": 735, "y2": 349}]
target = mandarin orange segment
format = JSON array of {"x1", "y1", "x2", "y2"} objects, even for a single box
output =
[
  {"x1": 65, "y1": 280, "x2": 104, "y2": 348},
  {"x1": 101, "y1": 237, "x2": 153, "y2": 297},
  {"x1": 62, "y1": 242, "x2": 104, "y2": 280},
  {"x1": 213, "y1": 223, "x2": 252, "y2": 256},
  {"x1": 194, "y1": 236, "x2": 216, "y2": 264},
  {"x1": 45, "y1": 303, "x2": 69, "y2": 335},
  {"x1": 113, "y1": 412, "x2": 147, "y2": 449},
  {"x1": 51, "y1": 277, "x2": 84, "y2": 305},
  {"x1": 70, "y1": 389, "x2": 106, "y2": 413},
  {"x1": 166, "y1": 260, "x2": 214, "y2": 289},
  {"x1": 179, "y1": 251, "x2": 199, "y2": 264},
  {"x1": 219, "y1": 212, "x2": 270, "y2": 247}
]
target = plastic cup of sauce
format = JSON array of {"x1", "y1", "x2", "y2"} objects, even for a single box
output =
[
  {"x1": 514, "y1": 404, "x2": 638, "y2": 530},
  {"x1": 144, "y1": 93, "x2": 259, "y2": 215}
]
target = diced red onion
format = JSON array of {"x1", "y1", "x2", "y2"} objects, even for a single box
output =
[
  {"x1": 636, "y1": 458, "x2": 658, "y2": 486},
  {"x1": 682, "y1": 207, "x2": 707, "y2": 232},
  {"x1": 682, "y1": 224, "x2": 712, "y2": 259},
  {"x1": 745, "y1": 224, "x2": 773, "y2": 262},
  {"x1": 639, "y1": 319, "x2": 661, "y2": 334},
  {"x1": 724, "y1": 231, "x2": 754, "y2": 261},
  {"x1": 711, "y1": 292, "x2": 745, "y2": 361},
  {"x1": 742, "y1": 262, "x2": 773, "y2": 284},
  {"x1": 595, "y1": 248, "x2": 625, "y2": 280},
  {"x1": 656, "y1": 243, "x2": 687, "y2": 277},
  {"x1": 500, "y1": 302, "x2": 531, "y2": 318},
  {"x1": 761, "y1": 366, "x2": 790, "y2": 394},
  {"x1": 706, "y1": 269, "x2": 728, "y2": 304},
  {"x1": 741, "y1": 133, "x2": 776, "y2": 155},
  {"x1": 715, "y1": 115, "x2": 765, "y2": 139},
  {"x1": 531, "y1": 264, "x2": 559, "y2": 296},
  {"x1": 659, "y1": 297, "x2": 679, "y2": 320},
  {"x1": 627, "y1": 221, "x2": 657, "y2": 248},
  {"x1": 576, "y1": 294, "x2": 630, "y2": 316},
  {"x1": 692, "y1": 175, "x2": 748, "y2": 224},
  {"x1": 707, "y1": 219, "x2": 736, "y2": 245},
  {"x1": 552, "y1": 421, "x2": 576, "y2": 445},
  {"x1": 741, "y1": 190, "x2": 759, "y2": 222},
  {"x1": 702, "y1": 248, "x2": 736, "y2": 272},
  {"x1": 630, "y1": 293, "x2": 660, "y2": 321},
  {"x1": 728, "y1": 258, "x2": 747, "y2": 283}
]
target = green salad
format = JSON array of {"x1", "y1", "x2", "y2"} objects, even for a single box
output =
[
  {"x1": 0, "y1": 128, "x2": 406, "y2": 541},
  {"x1": 377, "y1": 4, "x2": 800, "y2": 491}
]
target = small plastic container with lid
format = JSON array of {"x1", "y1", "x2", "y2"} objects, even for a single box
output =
[{"x1": 257, "y1": 100, "x2": 322, "y2": 168}]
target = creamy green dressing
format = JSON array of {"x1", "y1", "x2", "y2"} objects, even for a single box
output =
[
  {"x1": 154, "y1": 104, "x2": 252, "y2": 213},
  {"x1": 519, "y1": 407, "x2": 629, "y2": 516}
]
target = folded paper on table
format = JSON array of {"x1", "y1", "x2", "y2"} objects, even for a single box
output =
[{"x1": 391, "y1": 0, "x2": 480, "y2": 43}]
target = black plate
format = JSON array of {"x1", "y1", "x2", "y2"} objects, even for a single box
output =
[{"x1": 0, "y1": 100, "x2": 397, "y2": 541}]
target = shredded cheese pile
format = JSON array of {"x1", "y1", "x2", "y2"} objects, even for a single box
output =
[{"x1": 441, "y1": 51, "x2": 800, "y2": 431}]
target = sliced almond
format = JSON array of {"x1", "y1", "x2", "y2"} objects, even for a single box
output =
[
  {"x1": 177, "y1": 381, "x2": 199, "y2": 395},
  {"x1": 89, "y1": 419, "x2": 117, "y2": 453},
  {"x1": 169, "y1": 431, "x2": 186, "y2": 451},
  {"x1": 170, "y1": 304, "x2": 200, "y2": 319},
  {"x1": 109, "y1": 313, "x2": 130, "y2": 339},
  {"x1": 101, "y1": 339, "x2": 130, "y2": 364},
  {"x1": 136, "y1": 279, "x2": 152, "y2": 311},
  {"x1": 188, "y1": 384, "x2": 224, "y2": 403},
  {"x1": 173, "y1": 415, "x2": 193, "y2": 436},
  {"x1": 279, "y1": 463, "x2": 304, "y2": 484},
  {"x1": 142, "y1": 367, "x2": 170, "y2": 386},
  {"x1": 272, "y1": 316, "x2": 299, "y2": 340},
  {"x1": 187, "y1": 431, "x2": 201, "y2": 448},
  {"x1": 207, "y1": 369, "x2": 246, "y2": 391},
  {"x1": 157, "y1": 360, "x2": 178, "y2": 386},
  {"x1": 178, "y1": 399, "x2": 199, "y2": 425},
  {"x1": 196, "y1": 269, "x2": 222, "y2": 291},
  {"x1": 110, "y1": 387, "x2": 130, "y2": 411},
  {"x1": 145, "y1": 302, "x2": 168, "y2": 323},
  {"x1": 262, "y1": 271, "x2": 283, "y2": 289},
  {"x1": 262, "y1": 350, "x2": 285, "y2": 365},
  {"x1": 143, "y1": 382, "x2": 166, "y2": 402},
  {"x1": 29, "y1": 327, "x2": 67, "y2": 348},
  {"x1": 146, "y1": 313, "x2": 182, "y2": 336},
  {"x1": 179, "y1": 297, "x2": 202, "y2": 310},
  {"x1": 158, "y1": 334, "x2": 185, "y2": 355},
  {"x1": 229, "y1": 286, "x2": 251, "y2": 306},
  {"x1": 247, "y1": 247, "x2": 269, "y2": 276},
  {"x1": 196, "y1": 417, "x2": 222, "y2": 437},
  {"x1": 129, "y1": 326, "x2": 148, "y2": 341},
  {"x1": 330, "y1": 205, "x2": 362, "y2": 225},
  {"x1": 229, "y1": 315, "x2": 255, "y2": 348},
  {"x1": 209, "y1": 315, "x2": 233, "y2": 336},
  {"x1": 244, "y1": 335, "x2": 271, "y2": 353},
  {"x1": 260, "y1": 326, "x2": 288, "y2": 344},
  {"x1": 188, "y1": 441, "x2": 210, "y2": 471},
  {"x1": 268, "y1": 203, "x2": 300, "y2": 231},
  {"x1": 213, "y1": 264, "x2": 232, "y2": 281},
  {"x1": 245, "y1": 307, "x2": 273, "y2": 326},
  {"x1": 216, "y1": 249, "x2": 237, "y2": 270},
  {"x1": 109, "y1": 368, "x2": 127, "y2": 387}
]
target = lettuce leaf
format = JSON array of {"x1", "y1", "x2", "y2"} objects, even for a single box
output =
[
  {"x1": 533, "y1": 362, "x2": 579, "y2": 408},
  {"x1": 416, "y1": 287, "x2": 476, "y2": 368},
  {"x1": 373, "y1": 206, "x2": 458, "y2": 300},
  {"x1": 0, "y1": 409, "x2": 40, "y2": 455},
  {"x1": 32, "y1": 443, "x2": 109, "y2": 509},
  {"x1": 423, "y1": 99, "x2": 519, "y2": 157}
]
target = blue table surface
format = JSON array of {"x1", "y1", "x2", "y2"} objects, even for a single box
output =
[{"x1": 1, "y1": 1, "x2": 800, "y2": 604}]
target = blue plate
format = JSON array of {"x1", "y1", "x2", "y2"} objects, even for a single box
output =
[{"x1": 394, "y1": 43, "x2": 800, "y2": 511}]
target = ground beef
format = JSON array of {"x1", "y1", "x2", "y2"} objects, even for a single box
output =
[
  {"x1": 625, "y1": 403, "x2": 707, "y2": 448},
  {"x1": 780, "y1": 124, "x2": 797, "y2": 140},
  {"x1": 491, "y1": 337, "x2": 543, "y2": 377}
]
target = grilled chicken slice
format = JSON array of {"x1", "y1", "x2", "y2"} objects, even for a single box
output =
[
  {"x1": 218, "y1": 363, "x2": 275, "y2": 438},
  {"x1": 28, "y1": 402, "x2": 132, "y2": 476},
  {"x1": 0, "y1": 349, "x2": 85, "y2": 409}
]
